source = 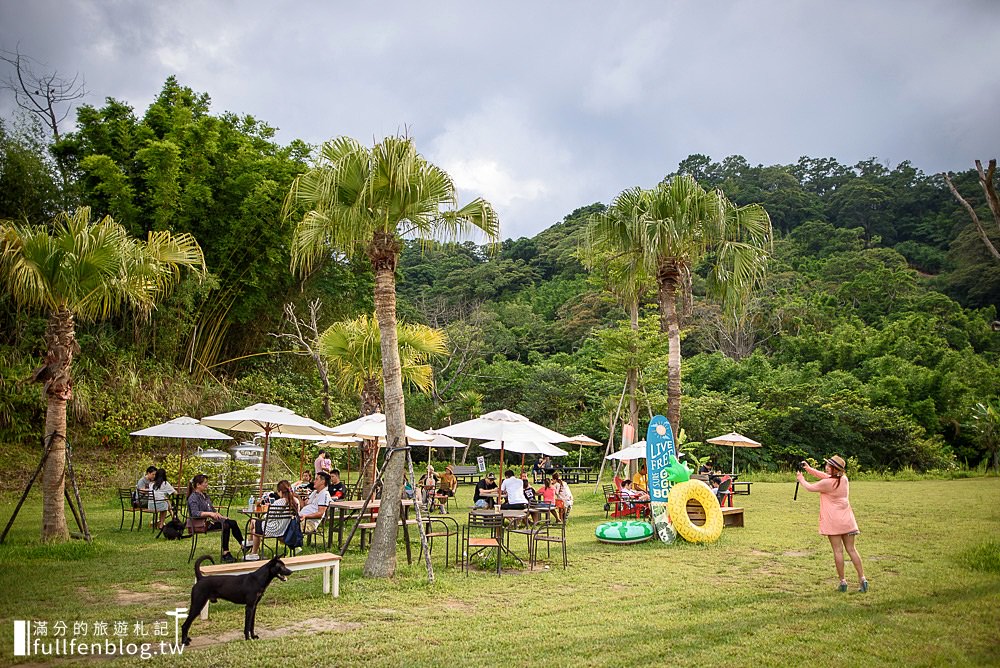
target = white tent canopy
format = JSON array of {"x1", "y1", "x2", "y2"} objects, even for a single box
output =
[{"x1": 480, "y1": 440, "x2": 569, "y2": 456}]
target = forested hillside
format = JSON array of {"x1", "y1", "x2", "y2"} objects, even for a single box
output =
[{"x1": 2, "y1": 77, "x2": 998, "y2": 483}]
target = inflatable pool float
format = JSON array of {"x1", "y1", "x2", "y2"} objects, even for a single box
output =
[
  {"x1": 667, "y1": 479, "x2": 723, "y2": 543},
  {"x1": 595, "y1": 520, "x2": 654, "y2": 544}
]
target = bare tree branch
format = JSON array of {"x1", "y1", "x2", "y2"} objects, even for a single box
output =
[
  {"x1": 0, "y1": 47, "x2": 86, "y2": 145},
  {"x1": 944, "y1": 163, "x2": 1000, "y2": 262},
  {"x1": 976, "y1": 159, "x2": 1000, "y2": 235},
  {"x1": 269, "y1": 300, "x2": 333, "y2": 418}
]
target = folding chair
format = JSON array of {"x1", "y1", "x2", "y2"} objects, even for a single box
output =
[{"x1": 462, "y1": 512, "x2": 503, "y2": 576}]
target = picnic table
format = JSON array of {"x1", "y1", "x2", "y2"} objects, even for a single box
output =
[
  {"x1": 326, "y1": 499, "x2": 415, "y2": 553},
  {"x1": 558, "y1": 466, "x2": 598, "y2": 484}
]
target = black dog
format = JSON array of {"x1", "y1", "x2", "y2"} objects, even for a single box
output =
[{"x1": 180, "y1": 555, "x2": 292, "y2": 644}]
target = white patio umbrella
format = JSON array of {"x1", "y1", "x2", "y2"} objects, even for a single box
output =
[
  {"x1": 329, "y1": 412, "x2": 433, "y2": 443},
  {"x1": 200, "y1": 403, "x2": 337, "y2": 495},
  {"x1": 131, "y1": 416, "x2": 233, "y2": 487},
  {"x1": 707, "y1": 431, "x2": 762, "y2": 474},
  {"x1": 565, "y1": 433, "x2": 602, "y2": 466},
  {"x1": 605, "y1": 441, "x2": 647, "y2": 461},
  {"x1": 328, "y1": 413, "x2": 433, "y2": 489},
  {"x1": 437, "y1": 409, "x2": 570, "y2": 483}
]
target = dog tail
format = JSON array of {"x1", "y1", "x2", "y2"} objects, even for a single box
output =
[{"x1": 194, "y1": 555, "x2": 214, "y2": 581}]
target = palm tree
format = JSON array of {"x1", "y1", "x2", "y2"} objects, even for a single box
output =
[
  {"x1": 589, "y1": 177, "x2": 771, "y2": 434},
  {"x1": 586, "y1": 187, "x2": 654, "y2": 474},
  {"x1": 318, "y1": 314, "x2": 447, "y2": 494},
  {"x1": 286, "y1": 135, "x2": 498, "y2": 578},
  {"x1": 0, "y1": 207, "x2": 204, "y2": 541}
]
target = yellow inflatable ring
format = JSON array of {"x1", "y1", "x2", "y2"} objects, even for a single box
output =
[{"x1": 667, "y1": 480, "x2": 724, "y2": 543}]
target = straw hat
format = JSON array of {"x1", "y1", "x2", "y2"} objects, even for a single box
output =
[{"x1": 824, "y1": 455, "x2": 846, "y2": 472}]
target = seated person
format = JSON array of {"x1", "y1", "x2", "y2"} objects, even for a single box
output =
[
  {"x1": 532, "y1": 457, "x2": 544, "y2": 476},
  {"x1": 473, "y1": 473, "x2": 497, "y2": 508},
  {"x1": 535, "y1": 478, "x2": 556, "y2": 508},
  {"x1": 148, "y1": 468, "x2": 176, "y2": 529},
  {"x1": 417, "y1": 465, "x2": 439, "y2": 510},
  {"x1": 699, "y1": 462, "x2": 713, "y2": 474},
  {"x1": 500, "y1": 469, "x2": 529, "y2": 510},
  {"x1": 436, "y1": 465, "x2": 458, "y2": 513},
  {"x1": 187, "y1": 474, "x2": 243, "y2": 563},
  {"x1": 632, "y1": 465, "x2": 649, "y2": 493},
  {"x1": 291, "y1": 471, "x2": 313, "y2": 492},
  {"x1": 327, "y1": 468, "x2": 348, "y2": 502},
  {"x1": 299, "y1": 471, "x2": 332, "y2": 531},
  {"x1": 711, "y1": 474, "x2": 731, "y2": 502},
  {"x1": 136, "y1": 466, "x2": 157, "y2": 492},
  {"x1": 619, "y1": 479, "x2": 650, "y2": 506},
  {"x1": 245, "y1": 480, "x2": 300, "y2": 561},
  {"x1": 520, "y1": 472, "x2": 536, "y2": 503}
]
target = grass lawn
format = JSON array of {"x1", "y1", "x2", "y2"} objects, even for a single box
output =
[{"x1": 0, "y1": 478, "x2": 998, "y2": 667}]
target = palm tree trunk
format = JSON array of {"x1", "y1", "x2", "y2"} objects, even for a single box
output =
[
  {"x1": 627, "y1": 299, "x2": 639, "y2": 478},
  {"x1": 360, "y1": 377, "x2": 383, "y2": 499},
  {"x1": 364, "y1": 234, "x2": 406, "y2": 578},
  {"x1": 38, "y1": 306, "x2": 75, "y2": 542},
  {"x1": 657, "y1": 265, "x2": 682, "y2": 435}
]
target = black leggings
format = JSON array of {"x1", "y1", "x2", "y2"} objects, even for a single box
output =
[{"x1": 207, "y1": 518, "x2": 243, "y2": 553}]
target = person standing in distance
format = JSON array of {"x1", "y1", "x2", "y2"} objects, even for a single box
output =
[{"x1": 796, "y1": 455, "x2": 869, "y2": 593}]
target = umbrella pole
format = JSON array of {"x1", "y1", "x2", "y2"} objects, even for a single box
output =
[
  {"x1": 578, "y1": 444, "x2": 583, "y2": 467},
  {"x1": 499, "y1": 441, "x2": 504, "y2": 508},
  {"x1": 732, "y1": 445, "x2": 736, "y2": 475},
  {"x1": 258, "y1": 428, "x2": 270, "y2": 497},
  {"x1": 299, "y1": 442, "x2": 306, "y2": 479},
  {"x1": 178, "y1": 438, "x2": 186, "y2": 488},
  {"x1": 346, "y1": 444, "x2": 351, "y2": 487}
]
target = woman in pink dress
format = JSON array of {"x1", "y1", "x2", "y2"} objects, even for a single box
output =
[{"x1": 796, "y1": 455, "x2": 869, "y2": 593}]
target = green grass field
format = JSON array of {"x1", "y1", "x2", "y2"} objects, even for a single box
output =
[{"x1": 0, "y1": 478, "x2": 998, "y2": 667}]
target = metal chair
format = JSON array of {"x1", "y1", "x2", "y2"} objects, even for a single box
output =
[
  {"x1": 117, "y1": 488, "x2": 143, "y2": 531},
  {"x1": 419, "y1": 516, "x2": 460, "y2": 567},
  {"x1": 530, "y1": 519, "x2": 567, "y2": 570},
  {"x1": 247, "y1": 505, "x2": 298, "y2": 557},
  {"x1": 462, "y1": 512, "x2": 504, "y2": 576}
]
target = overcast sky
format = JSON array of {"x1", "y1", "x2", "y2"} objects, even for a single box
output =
[{"x1": 2, "y1": 1, "x2": 998, "y2": 240}]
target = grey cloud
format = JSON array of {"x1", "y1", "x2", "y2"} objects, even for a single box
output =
[{"x1": 1, "y1": 0, "x2": 998, "y2": 240}]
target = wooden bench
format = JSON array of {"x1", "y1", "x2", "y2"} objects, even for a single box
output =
[
  {"x1": 684, "y1": 500, "x2": 745, "y2": 528},
  {"x1": 731, "y1": 481, "x2": 752, "y2": 495},
  {"x1": 450, "y1": 466, "x2": 480, "y2": 484},
  {"x1": 195, "y1": 552, "x2": 341, "y2": 619}
]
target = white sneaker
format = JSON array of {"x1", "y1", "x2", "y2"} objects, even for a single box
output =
[{"x1": 244, "y1": 553, "x2": 260, "y2": 561}]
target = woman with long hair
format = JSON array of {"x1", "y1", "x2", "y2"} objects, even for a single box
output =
[
  {"x1": 796, "y1": 455, "x2": 868, "y2": 593},
  {"x1": 149, "y1": 468, "x2": 176, "y2": 529},
  {"x1": 186, "y1": 474, "x2": 244, "y2": 563},
  {"x1": 245, "y1": 480, "x2": 300, "y2": 561}
]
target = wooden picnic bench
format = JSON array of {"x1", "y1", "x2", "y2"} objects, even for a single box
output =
[
  {"x1": 195, "y1": 552, "x2": 341, "y2": 620},
  {"x1": 684, "y1": 502, "x2": 745, "y2": 528},
  {"x1": 450, "y1": 465, "x2": 480, "y2": 484},
  {"x1": 731, "y1": 481, "x2": 752, "y2": 495}
]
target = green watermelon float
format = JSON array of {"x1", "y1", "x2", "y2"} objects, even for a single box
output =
[{"x1": 595, "y1": 520, "x2": 654, "y2": 544}]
